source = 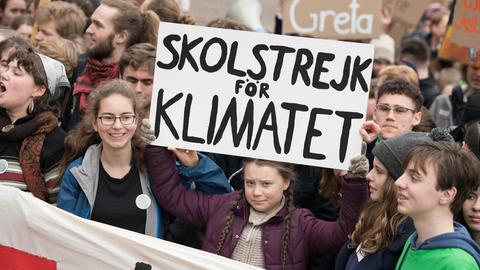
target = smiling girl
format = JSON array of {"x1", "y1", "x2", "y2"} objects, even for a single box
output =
[{"x1": 57, "y1": 80, "x2": 230, "y2": 237}]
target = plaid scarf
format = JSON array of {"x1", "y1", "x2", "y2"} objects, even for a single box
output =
[
  {"x1": 73, "y1": 57, "x2": 120, "y2": 113},
  {"x1": 0, "y1": 111, "x2": 58, "y2": 202}
]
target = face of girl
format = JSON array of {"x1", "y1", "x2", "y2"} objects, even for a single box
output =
[
  {"x1": 243, "y1": 162, "x2": 290, "y2": 214},
  {"x1": 366, "y1": 157, "x2": 389, "y2": 201},
  {"x1": 93, "y1": 94, "x2": 137, "y2": 151},
  {"x1": 0, "y1": 59, "x2": 45, "y2": 116},
  {"x1": 463, "y1": 187, "x2": 480, "y2": 234}
]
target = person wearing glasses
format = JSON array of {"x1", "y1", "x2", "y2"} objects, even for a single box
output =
[
  {"x1": 360, "y1": 78, "x2": 424, "y2": 169},
  {"x1": 56, "y1": 80, "x2": 231, "y2": 237}
]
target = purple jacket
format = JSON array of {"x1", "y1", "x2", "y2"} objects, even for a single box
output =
[{"x1": 146, "y1": 147, "x2": 368, "y2": 270}]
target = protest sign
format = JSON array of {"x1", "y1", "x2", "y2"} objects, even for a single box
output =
[
  {"x1": 393, "y1": 0, "x2": 433, "y2": 26},
  {"x1": 282, "y1": 0, "x2": 382, "y2": 39},
  {"x1": 150, "y1": 22, "x2": 373, "y2": 169},
  {"x1": 439, "y1": 0, "x2": 480, "y2": 66},
  {"x1": 0, "y1": 185, "x2": 261, "y2": 270},
  {"x1": 451, "y1": 0, "x2": 480, "y2": 50}
]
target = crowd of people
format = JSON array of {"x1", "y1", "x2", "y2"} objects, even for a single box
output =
[{"x1": 0, "y1": 0, "x2": 479, "y2": 269}]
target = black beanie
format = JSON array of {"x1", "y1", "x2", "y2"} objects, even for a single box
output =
[{"x1": 372, "y1": 132, "x2": 429, "y2": 180}]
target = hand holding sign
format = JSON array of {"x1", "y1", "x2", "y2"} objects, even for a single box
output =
[
  {"x1": 140, "y1": 119, "x2": 157, "y2": 145},
  {"x1": 151, "y1": 23, "x2": 373, "y2": 170},
  {"x1": 168, "y1": 147, "x2": 199, "y2": 167},
  {"x1": 346, "y1": 142, "x2": 368, "y2": 178}
]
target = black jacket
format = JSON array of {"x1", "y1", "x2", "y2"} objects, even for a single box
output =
[
  {"x1": 419, "y1": 75, "x2": 440, "y2": 109},
  {"x1": 335, "y1": 218, "x2": 415, "y2": 270}
]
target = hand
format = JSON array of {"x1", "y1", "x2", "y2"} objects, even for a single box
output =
[
  {"x1": 168, "y1": 147, "x2": 199, "y2": 167},
  {"x1": 140, "y1": 118, "x2": 156, "y2": 145},
  {"x1": 380, "y1": 1, "x2": 395, "y2": 32},
  {"x1": 334, "y1": 169, "x2": 348, "y2": 178},
  {"x1": 360, "y1": 120, "x2": 380, "y2": 144},
  {"x1": 346, "y1": 154, "x2": 369, "y2": 178}
]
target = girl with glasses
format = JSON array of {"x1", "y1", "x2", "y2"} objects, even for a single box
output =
[{"x1": 57, "y1": 80, "x2": 231, "y2": 237}]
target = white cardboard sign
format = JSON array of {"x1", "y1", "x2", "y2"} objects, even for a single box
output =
[
  {"x1": 0, "y1": 185, "x2": 260, "y2": 270},
  {"x1": 150, "y1": 22, "x2": 373, "y2": 169}
]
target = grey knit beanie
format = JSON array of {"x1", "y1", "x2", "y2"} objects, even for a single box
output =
[{"x1": 372, "y1": 132, "x2": 429, "y2": 180}]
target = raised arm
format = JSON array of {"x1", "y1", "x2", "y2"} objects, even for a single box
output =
[
  {"x1": 145, "y1": 146, "x2": 234, "y2": 229},
  {"x1": 176, "y1": 152, "x2": 232, "y2": 195},
  {"x1": 304, "y1": 154, "x2": 369, "y2": 253}
]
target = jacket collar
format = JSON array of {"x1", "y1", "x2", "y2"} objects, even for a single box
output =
[{"x1": 232, "y1": 194, "x2": 288, "y2": 224}]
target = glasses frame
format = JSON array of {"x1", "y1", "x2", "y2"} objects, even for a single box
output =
[
  {"x1": 375, "y1": 103, "x2": 417, "y2": 116},
  {"x1": 97, "y1": 114, "x2": 137, "y2": 126}
]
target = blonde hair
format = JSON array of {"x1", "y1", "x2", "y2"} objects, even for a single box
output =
[
  {"x1": 377, "y1": 65, "x2": 419, "y2": 87},
  {"x1": 35, "y1": 1, "x2": 86, "y2": 39},
  {"x1": 36, "y1": 37, "x2": 79, "y2": 75}
]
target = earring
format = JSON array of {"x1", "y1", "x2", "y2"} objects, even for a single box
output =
[{"x1": 27, "y1": 99, "x2": 34, "y2": 114}]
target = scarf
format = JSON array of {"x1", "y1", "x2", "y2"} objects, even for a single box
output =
[
  {"x1": 73, "y1": 57, "x2": 120, "y2": 113},
  {"x1": 0, "y1": 111, "x2": 58, "y2": 201}
]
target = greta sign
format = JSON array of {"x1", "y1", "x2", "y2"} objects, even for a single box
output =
[
  {"x1": 150, "y1": 22, "x2": 373, "y2": 169},
  {"x1": 283, "y1": 0, "x2": 382, "y2": 40}
]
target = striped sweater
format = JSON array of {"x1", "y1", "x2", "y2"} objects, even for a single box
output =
[{"x1": 0, "y1": 126, "x2": 65, "y2": 203}]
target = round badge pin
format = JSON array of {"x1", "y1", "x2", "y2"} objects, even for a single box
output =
[
  {"x1": 0, "y1": 159, "x2": 8, "y2": 174},
  {"x1": 135, "y1": 194, "x2": 151, "y2": 210}
]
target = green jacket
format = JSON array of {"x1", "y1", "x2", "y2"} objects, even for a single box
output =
[{"x1": 396, "y1": 223, "x2": 480, "y2": 270}]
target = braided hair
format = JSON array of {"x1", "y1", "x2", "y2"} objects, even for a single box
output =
[{"x1": 214, "y1": 159, "x2": 296, "y2": 270}]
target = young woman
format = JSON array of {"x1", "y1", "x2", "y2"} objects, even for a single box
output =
[
  {"x1": 0, "y1": 46, "x2": 68, "y2": 203},
  {"x1": 0, "y1": 36, "x2": 30, "y2": 74},
  {"x1": 57, "y1": 80, "x2": 231, "y2": 238},
  {"x1": 461, "y1": 121, "x2": 480, "y2": 245},
  {"x1": 335, "y1": 132, "x2": 432, "y2": 270},
  {"x1": 145, "y1": 145, "x2": 369, "y2": 270}
]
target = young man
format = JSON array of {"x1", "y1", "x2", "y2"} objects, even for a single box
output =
[
  {"x1": 118, "y1": 43, "x2": 156, "y2": 118},
  {"x1": 34, "y1": 1, "x2": 86, "y2": 46},
  {"x1": 67, "y1": 0, "x2": 159, "y2": 130},
  {"x1": 362, "y1": 78, "x2": 424, "y2": 167},
  {"x1": 395, "y1": 141, "x2": 480, "y2": 269}
]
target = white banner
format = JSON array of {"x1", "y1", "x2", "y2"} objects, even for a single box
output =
[
  {"x1": 0, "y1": 185, "x2": 261, "y2": 270},
  {"x1": 150, "y1": 22, "x2": 373, "y2": 169}
]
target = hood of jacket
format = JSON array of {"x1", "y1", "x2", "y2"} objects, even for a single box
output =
[{"x1": 409, "y1": 222, "x2": 480, "y2": 266}]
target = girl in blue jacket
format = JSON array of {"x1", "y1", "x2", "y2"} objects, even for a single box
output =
[{"x1": 57, "y1": 80, "x2": 231, "y2": 238}]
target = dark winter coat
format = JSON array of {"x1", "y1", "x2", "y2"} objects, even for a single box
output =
[{"x1": 146, "y1": 146, "x2": 369, "y2": 270}]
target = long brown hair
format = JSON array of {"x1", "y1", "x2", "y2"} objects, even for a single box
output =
[
  {"x1": 350, "y1": 176, "x2": 406, "y2": 254},
  {"x1": 319, "y1": 168, "x2": 341, "y2": 206},
  {"x1": 214, "y1": 159, "x2": 295, "y2": 270},
  {"x1": 56, "y1": 80, "x2": 146, "y2": 183}
]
